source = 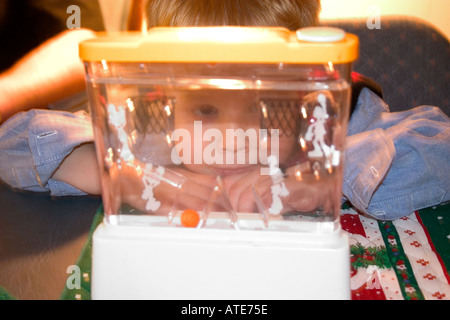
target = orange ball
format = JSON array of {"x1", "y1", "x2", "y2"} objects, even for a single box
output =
[{"x1": 180, "y1": 209, "x2": 200, "y2": 228}]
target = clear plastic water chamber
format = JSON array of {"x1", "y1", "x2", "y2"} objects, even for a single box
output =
[{"x1": 80, "y1": 26, "x2": 359, "y2": 233}]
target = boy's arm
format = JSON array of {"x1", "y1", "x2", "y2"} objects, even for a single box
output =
[
  {"x1": 52, "y1": 143, "x2": 102, "y2": 195},
  {"x1": 0, "y1": 109, "x2": 96, "y2": 196},
  {"x1": 0, "y1": 29, "x2": 96, "y2": 123}
]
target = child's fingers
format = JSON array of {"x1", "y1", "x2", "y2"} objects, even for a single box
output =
[{"x1": 222, "y1": 169, "x2": 264, "y2": 213}]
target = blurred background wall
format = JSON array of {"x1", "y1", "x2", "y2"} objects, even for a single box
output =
[{"x1": 320, "y1": 0, "x2": 449, "y2": 40}]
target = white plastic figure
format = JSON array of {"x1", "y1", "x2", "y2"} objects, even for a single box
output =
[
  {"x1": 107, "y1": 104, "x2": 135, "y2": 162},
  {"x1": 141, "y1": 163, "x2": 165, "y2": 212},
  {"x1": 267, "y1": 155, "x2": 289, "y2": 215},
  {"x1": 304, "y1": 93, "x2": 330, "y2": 158},
  {"x1": 108, "y1": 103, "x2": 167, "y2": 212}
]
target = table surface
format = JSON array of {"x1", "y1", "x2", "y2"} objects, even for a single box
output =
[
  {"x1": 2, "y1": 177, "x2": 448, "y2": 300},
  {"x1": 0, "y1": 180, "x2": 101, "y2": 300}
]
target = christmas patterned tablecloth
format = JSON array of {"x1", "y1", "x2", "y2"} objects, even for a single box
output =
[
  {"x1": 343, "y1": 203, "x2": 450, "y2": 300},
  {"x1": 54, "y1": 202, "x2": 450, "y2": 300}
]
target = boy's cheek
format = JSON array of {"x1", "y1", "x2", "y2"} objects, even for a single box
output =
[{"x1": 268, "y1": 136, "x2": 296, "y2": 163}]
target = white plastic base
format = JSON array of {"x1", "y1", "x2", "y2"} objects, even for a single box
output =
[{"x1": 91, "y1": 217, "x2": 350, "y2": 300}]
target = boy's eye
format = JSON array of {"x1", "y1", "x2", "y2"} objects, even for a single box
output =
[{"x1": 194, "y1": 104, "x2": 218, "y2": 117}]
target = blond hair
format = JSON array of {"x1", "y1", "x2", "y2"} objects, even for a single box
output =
[{"x1": 146, "y1": 0, "x2": 321, "y2": 30}]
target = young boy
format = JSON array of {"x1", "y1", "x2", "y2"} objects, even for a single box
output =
[{"x1": 0, "y1": 0, "x2": 449, "y2": 221}]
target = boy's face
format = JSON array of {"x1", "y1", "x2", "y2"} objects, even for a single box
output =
[{"x1": 172, "y1": 89, "x2": 297, "y2": 176}]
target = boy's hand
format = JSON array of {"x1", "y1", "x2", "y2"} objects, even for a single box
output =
[
  {"x1": 105, "y1": 160, "x2": 334, "y2": 219},
  {"x1": 222, "y1": 166, "x2": 333, "y2": 216},
  {"x1": 114, "y1": 163, "x2": 217, "y2": 216}
]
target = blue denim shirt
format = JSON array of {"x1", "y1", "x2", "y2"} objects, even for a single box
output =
[
  {"x1": 343, "y1": 89, "x2": 450, "y2": 220},
  {"x1": 0, "y1": 88, "x2": 449, "y2": 220}
]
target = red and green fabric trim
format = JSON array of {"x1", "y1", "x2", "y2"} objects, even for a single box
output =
[{"x1": 378, "y1": 220, "x2": 424, "y2": 300}]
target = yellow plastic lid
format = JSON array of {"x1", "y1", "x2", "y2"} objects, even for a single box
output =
[{"x1": 79, "y1": 26, "x2": 359, "y2": 64}]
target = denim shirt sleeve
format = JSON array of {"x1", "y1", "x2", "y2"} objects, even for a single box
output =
[
  {"x1": 343, "y1": 128, "x2": 395, "y2": 214},
  {"x1": 344, "y1": 88, "x2": 450, "y2": 220},
  {"x1": 0, "y1": 109, "x2": 94, "y2": 196}
]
